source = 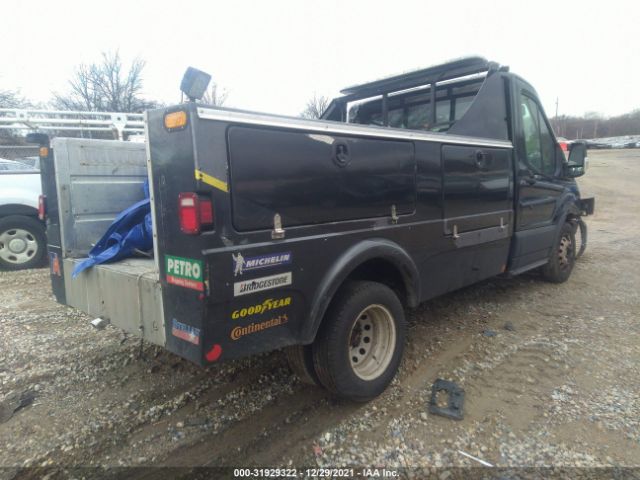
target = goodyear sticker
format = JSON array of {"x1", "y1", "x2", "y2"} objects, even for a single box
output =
[
  {"x1": 231, "y1": 296, "x2": 292, "y2": 319},
  {"x1": 165, "y1": 254, "x2": 204, "y2": 291}
]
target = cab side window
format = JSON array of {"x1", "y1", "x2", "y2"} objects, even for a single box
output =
[
  {"x1": 538, "y1": 109, "x2": 556, "y2": 175},
  {"x1": 520, "y1": 94, "x2": 556, "y2": 176}
]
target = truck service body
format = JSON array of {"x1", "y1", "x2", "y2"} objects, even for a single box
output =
[{"x1": 39, "y1": 57, "x2": 593, "y2": 400}]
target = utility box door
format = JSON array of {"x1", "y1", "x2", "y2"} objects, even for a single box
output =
[
  {"x1": 228, "y1": 126, "x2": 416, "y2": 231},
  {"x1": 442, "y1": 145, "x2": 513, "y2": 235}
]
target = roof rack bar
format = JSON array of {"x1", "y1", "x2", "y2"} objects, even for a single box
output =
[
  {"x1": 0, "y1": 108, "x2": 145, "y2": 140},
  {"x1": 338, "y1": 56, "x2": 496, "y2": 103}
]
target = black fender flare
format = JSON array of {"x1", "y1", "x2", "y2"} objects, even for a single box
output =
[
  {"x1": 301, "y1": 238, "x2": 420, "y2": 343},
  {"x1": 553, "y1": 193, "x2": 581, "y2": 244}
]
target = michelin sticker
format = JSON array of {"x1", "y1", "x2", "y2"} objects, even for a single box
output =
[
  {"x1": 234, "y1": 272, "x2": 292, "y2": 297},
  {"x1": 165, "y1": 254, "x2": 204, "y2": 291},
  {"x1": 232, "y1": 251, "x2": 292, "y2": 277}
]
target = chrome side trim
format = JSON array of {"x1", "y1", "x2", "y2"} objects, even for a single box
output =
[{"x1": 196, "y1": 107, "x2": 513, "y2": 149}]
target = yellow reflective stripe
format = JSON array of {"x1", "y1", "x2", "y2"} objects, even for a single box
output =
[{"x1": 195, "y1": 169, "x2": 228, "y2": 193}]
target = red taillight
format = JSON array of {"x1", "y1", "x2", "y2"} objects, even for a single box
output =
[
  {"x1": 178, "y1": 192, "x2": 213, "y2": 235},
  {"x1": 38, "y1": 195, "x2": 46, "y2": 221},
  {"x1": 199, "y1": 198, "x2": 213, "y2": 224}
]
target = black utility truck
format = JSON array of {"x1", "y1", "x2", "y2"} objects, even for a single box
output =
[{"x1": 38, "y1": 57, "x2": 593, "y2": 401}]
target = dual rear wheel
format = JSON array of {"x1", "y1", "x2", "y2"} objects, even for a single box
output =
[
  {"x1": 286, "y1": 281, "x2": 406, "y2": 402},
  {"x1": 289, "y1": 222, "x2": 580, "y2": 401}
]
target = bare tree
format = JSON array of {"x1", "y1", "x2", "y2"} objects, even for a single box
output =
[
  {"x1": 300, "y1": 94, "x2": 330, "y2": 119},
  {"x1": 200, "y1": 82, "x2": 228, "y2": 107},
  {"x1": 0, "y1": 89, "x2": 32, "y2": 144},
  {"x1": 550, "y1": 109, "x2": 640, "y2": 139},
  {"x1": 0, "y1": 88, "x2": 30, "y2": 108},
  {"x1": 53, "y1": 51, "x2": 159, "y2": 112}
]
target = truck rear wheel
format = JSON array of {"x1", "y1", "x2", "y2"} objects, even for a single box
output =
[
  {"x1": 0, "y1": 215, "x2": 46, "y2": 271},
  {"x1": 312, "y1": 281, "x2": 406, "y2": 402},
  {"x1": 542, "y1": 222, "x2": 575, "y2": 283},
  {"x1": 285, "y1": 344, "x2": 321, "y2": 386}
]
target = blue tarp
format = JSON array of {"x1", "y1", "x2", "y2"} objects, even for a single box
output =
[{"x1": 72, "y1": 181, "x2": 153, "y2": 277}]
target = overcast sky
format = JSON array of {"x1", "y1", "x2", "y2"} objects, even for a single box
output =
[{"x1": 1, "y1": 0, "x2": 638, "y2": 118}]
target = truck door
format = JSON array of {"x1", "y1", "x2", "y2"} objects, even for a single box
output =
[
  {"x1": 515, "y1": 88, "x2": 564, "y2": 230},
  {"x1": 510, "y1": 81, "x2": 565, "y2": 271}
]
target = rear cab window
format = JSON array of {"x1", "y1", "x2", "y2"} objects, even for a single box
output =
[{"x1": 347, "y1": 77, "x2": 483, "y2": 133}]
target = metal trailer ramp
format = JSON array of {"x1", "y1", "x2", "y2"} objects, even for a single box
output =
[{"x1": 51, "y1": 138, "x2": 165, "y2": 347}]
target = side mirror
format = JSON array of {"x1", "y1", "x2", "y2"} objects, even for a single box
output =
[{"x1": 564, "y1": 141, "x2": 588, "y2": 178}]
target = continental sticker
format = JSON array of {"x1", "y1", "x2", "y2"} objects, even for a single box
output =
[
  {"x1": 231, "y1": 296, "x2": 292, "y2": 319},
  {"x1": 165, "y1": 254, "x2": 204, "y2": 291},
  {"x1": 233, "y1": 272, "x2": 292, "y2": 297},
  {"x1": 230, "y1": 314, "x2": 288, "y2": 340}
]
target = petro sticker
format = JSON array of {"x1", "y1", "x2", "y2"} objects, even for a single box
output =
[
  {"x1": 234, "y1": 272, "x2": 292, "y2": 297},
  {"x1": 165, "y1": 254, "x2": 204, "y2": 291},
  {"x1": 171, "y1": 318, "x2": 201, "y2": 345},
  {"x1": 232, "y1": 251, "x2": 292, "y2": 277}
]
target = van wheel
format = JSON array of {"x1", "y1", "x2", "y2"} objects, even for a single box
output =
[
  {"x1": 542, "y1": 222, "x2": 575, "y2": 283},
  {"x1": 312, "y1": 281, "x2": 406, "y2": 402},
  {"x1": 0, "y1": 215, "x2": 46, "y2": 271},
  {"x1": 285, "y1": 345, "x2": 320, "y2": 386}
]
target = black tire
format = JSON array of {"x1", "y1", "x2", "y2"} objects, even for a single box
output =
[
  {"x1": 542, "y1": 222, "x2": 576, "y2": 283},
  {"x1": 575, "y1": 218, "x2": 588, "y2": 259},
  {"x1": 0, "y1": 215, "x2": 46, "y2": 271},
  {"x1": 284, "y1": 344, "x2": 321, "y2": 386},
  {"x1": 312, "y1": 281, "x2": 406, "y2": 402}
]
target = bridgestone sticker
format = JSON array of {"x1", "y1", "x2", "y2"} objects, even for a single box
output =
[
  {"x1": 233, "y1": 272, "x2": 292, "y2": 297},
  {"x1": 165, "y1": 254, "x2": 204, "y2": 291}
]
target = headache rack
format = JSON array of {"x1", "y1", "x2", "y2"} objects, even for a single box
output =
[{"x1": 322, "y1": 56, "x2": 507, "y2": 129}]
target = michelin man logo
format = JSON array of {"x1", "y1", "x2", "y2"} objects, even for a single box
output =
[{"x1": 232, "y1": 252, "x2": 245, "y2": 277}]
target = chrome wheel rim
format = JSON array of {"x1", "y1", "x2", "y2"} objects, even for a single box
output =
[
  {"x1": 0, "y1": 228, "x2": 39, "y2": 265},
  {"x1": 349, "y1": 304, "x2": 396, "y2": 381},
  {"x1": 558, "y1": 234, "x2": 574, "y2": 270}
]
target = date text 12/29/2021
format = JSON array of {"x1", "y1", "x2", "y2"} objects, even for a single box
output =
[{"x1": 233, "y1": 467, "x2": 399, "y2": 478}]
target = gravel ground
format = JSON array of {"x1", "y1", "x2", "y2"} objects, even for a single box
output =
[{"x1": 0, "y1": 149, "x2": 639, "y2": 475}]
